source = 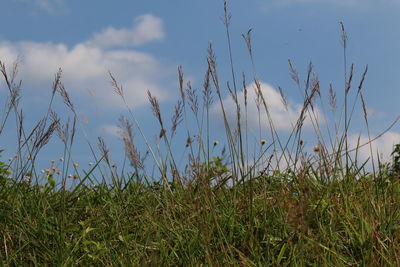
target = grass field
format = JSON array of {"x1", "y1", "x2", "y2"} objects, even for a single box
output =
[{"x1": 1, "y1": 3, "x2": 400, "y2": 266}]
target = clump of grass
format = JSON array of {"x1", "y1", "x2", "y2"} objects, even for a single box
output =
[{"x1": 0, "y1": 1, "x2": 399, "y2": 265}]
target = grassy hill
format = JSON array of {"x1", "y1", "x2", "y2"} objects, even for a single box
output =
[{"x1": 0, "y1": 5, "x2": 399, "y2": 266}]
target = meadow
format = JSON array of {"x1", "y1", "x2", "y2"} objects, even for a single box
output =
[{"x1": 1, "y1": 4, "x2": 400, "y2": 266}]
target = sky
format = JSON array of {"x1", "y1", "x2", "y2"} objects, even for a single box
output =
[{"x1": 1, "y1": 0, "x2": 400, "y2": 180}]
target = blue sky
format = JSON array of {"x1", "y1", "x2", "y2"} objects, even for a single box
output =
[{"x1": 1, "y1": 0, "x2": 400, "y2": 177}]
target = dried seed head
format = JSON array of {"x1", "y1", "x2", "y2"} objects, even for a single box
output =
[
  {"x1": 52, "y1": 68, "x2": 62, "y2": 96},
  {"x1": 57, "y1": 82, "x2": 75, "y2": 112},
  {"x1": 345, "y1": 63, "x2": 354, "y2": 95},
  {"x1": 242, "y1": 28, "x2": 254, "y2": 61},
  {"x1": 109, "y1": 71, "x2": 124, "y2": 97},
  {"x1": 178, "y1": 65, "x2": 185, "y2": 100},
  {"x1": 339, "y1": 21, "x2": 348, "y2": 49},
  {"x1": 171, "y1": 100, "x2": 183, "y2": 138},
  {"x1": 98, "y1": 137, "x2": 110, "y2": 164},
  {"x1": 186, "y1": 81, "x2": 199, "y2": 116},
  {"x1": 328, "y1": 83, "x2": 336, "y2": 111},
  {"x1": 357, "y1": 64, "x2": 369, "y2": 92},
  {"x1": 148, "y1": 90, "x2": 164, "y2": 128},
  {"x1": 288, "y1": 59, "x2": 300, "y2": 86},
  {"x1": 202, "y1": 67, "x2": 213, "y2": 107},
  {"x1": 360, "y1": 93, "x2": 368, "y2": 122},
  {"x1": 118, "y1": 116, "x2": 144, "y2": 170},
  {"x1": 278, "y1": 86, "x2": 288, "y2": 111}
]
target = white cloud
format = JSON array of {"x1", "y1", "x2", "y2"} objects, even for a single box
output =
[
  {"x1": 87, "y1": 14, "x2": 165, "y2": 49},
  {"x1": 349, "y1": 131, "x2": 400, "y2": 164},
  {"x1": 211, "y1": 81, "x2": 324, "y2": 132},
  {"x1": 35, "y1": 0, "x2": 64, "y2": 13},
  {"x1": 10, "y1": 0, "x2": 65, "y2": 13},
  {"x1": 101, "y1": 124, "x2": 121, "y2": 138},
  {"x1": 0, "y1": 14, "x2": 170, "y2": 109}
]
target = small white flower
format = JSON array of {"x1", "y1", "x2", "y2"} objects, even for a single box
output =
[{"x1": 23, "y1": 176, "x2": 32, "y2": 184}]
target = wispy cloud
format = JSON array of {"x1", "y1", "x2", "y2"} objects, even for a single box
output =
[
  {"x1": 35, "y1": 0, "x2": 64, "y2": 13},
  {"x1": 86, "y1": 14, "x2": 165, "y2": 49},
  {"x1": 10, "y1": 0, "x2": 66, "y2": 13},
  {"x1": 210, "y1": 81, "x2": 324, "y2": 132},
  {"x1": 101, "y1": 124, "x2": 121, "y2": 138},
  {"x1": 0, "y1": 14, "x2": 171, "y2": 109}
]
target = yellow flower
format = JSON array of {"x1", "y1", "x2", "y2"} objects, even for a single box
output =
[{"x1": 261, "y1": 139, "x2": 267, "y2": 145}]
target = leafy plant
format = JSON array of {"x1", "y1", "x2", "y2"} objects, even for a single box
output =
[
  {"x1": 0, "y1": 149, "x2": 11, "y2": 185},
  {"x1": 388, "y1": 143, "x2": 400, "y2": 179}
]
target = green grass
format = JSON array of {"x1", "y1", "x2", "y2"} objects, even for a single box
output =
[
  {"x1": 1, "y1": 1, "x2": 400, "y2": 265},
  {"x1": 1, "y1": 169, "x2": 399, "y2": 265}
]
